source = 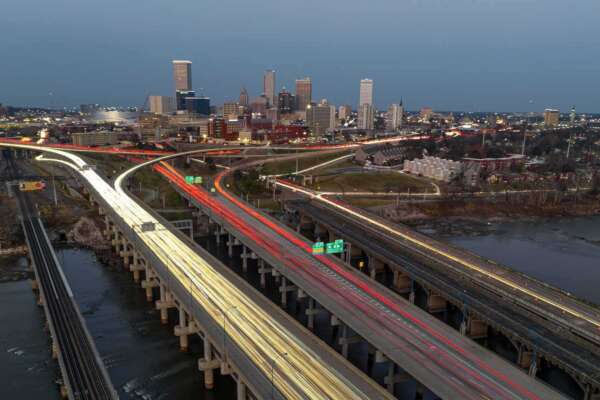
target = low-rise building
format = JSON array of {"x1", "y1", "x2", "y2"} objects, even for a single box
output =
[
  {"x1": 71, "y1": 131, "x2": 119, "y2": 146},
  {"x1": 404, "y1": 156, "x2": 463, "y2": 182}
]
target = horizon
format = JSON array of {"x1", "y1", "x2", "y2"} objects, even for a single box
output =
[{"x1": 1, "y1": 0, "x2": 599, "y2": 113}]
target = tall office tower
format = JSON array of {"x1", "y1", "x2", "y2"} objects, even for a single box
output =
[
  {"x1": 386, "y1": 103, "x2": 404, "y2": 131},
  {"x1": 264, "y1": 70, "x2": 276, "y2": 107},
  {"x1": 570, "y1": 107, "x2": 577, "y2": 125},
  {"x1": 149, "y1": 96, "x2": 174, "y2": 115},
  {"x1": 306, "y1": 99, "x2": 334, "y2": 136},
  {"x1": 358, "y1": 103, "x2": 375, "y2": 130},
  {"x1": 338, "y1": 105, "x2": 352, "y2": 121},
  {"x1": 278, "y1": 88, "x2": 294, "y2": 114},
  {"x1": 173, "y1": 60, "x2": 193, "y2": 91},
  {"x1": 239, "y1": 87, "x2": 249, "y2": 108},
  {"x1": 295, "y1": 77, "x2": 312, "y2": 111},
  {"x1": 544, "y1": 109, "x2": 560, "y2": 127},
  {"x1": 359, "y1": 79, "x2": 373, "y2": 107}
]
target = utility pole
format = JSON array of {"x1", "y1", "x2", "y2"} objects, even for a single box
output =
[{"x1": 566, "y1": 132, "x2": 573, "y2": 159}]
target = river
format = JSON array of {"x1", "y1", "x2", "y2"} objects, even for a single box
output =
[{"x1": 445, "y1": 216, "x2": 600, "y2": 306}]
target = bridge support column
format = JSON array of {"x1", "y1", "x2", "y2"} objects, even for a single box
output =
[
  {"x1": 384, "y1": 363, "x2": 409, "y2": 394},
  {"x1": 174, "y1": 309, "x2": 199, "y2": 352},
  {"x1": 367, "y1": 255, "x2": 384, "y2": 280},
  {"x1": 129, "y1": 252, "x2": 145, "y2": 283},
  {"x1": 305, "y1": 298, "x2": 327, "y2": 331},
  {"x1": 392, "y1": 269, "x2": 412, "y2": 294},
  {"x1": 258, "y1": 259, "x2": 271, "y2": 288},
  {"x1": 460, "y1": 314, "x2": 488, "y2": 339},
  {"x1": 279, "y1": 277, "x2": 296, "y2": 308},
  {"x1": 240, "y1": 246, "x2": 248, "y2": 272},
  {"x1": 227, "y1": 233, "x2": 234, "y2": 258},
  {"x1": 156, "y1": 284, "x2": 175, "y2": 324},
  {"x1": 338, "y1": 324, "x2": 360, "y2": 358},
  {"x1": 141, "y1": 267, "x2": 158, "y2": 302},
  {"x1": 236, "y1": 379, "x2": 247, "y2": 400},
  {"x1": 198, "y1": 338, "x2": 219, "y2": 390},
  {"x1": 426, "y1": 291, "x2": 447, "y2": 314}
]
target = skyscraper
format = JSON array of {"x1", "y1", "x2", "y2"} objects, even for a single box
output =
[
  {"x1": 358, "y1": 103, "x2": 375, "y2": 130},
  {"x1": 173, "y1": 60, "x2": 192, "y2": 91},
  {"x1": 239, "y1": 87, "x2": 249, "y2": 108},
  {"x1": 359, "y1": 79, "x2": 373, "y2": 107},
  {"x1": 386, "y1": 103, "x2": 404, "y2": 131},
  {"x1": 295, "y1": 77, "x2": 312, "y2": 111},
  {"x1": 264, "y1": 70, "x2": 276, "y2": 107},
  {"x1": 277, "y1": 88, "x2": 294, "y2": 114}
]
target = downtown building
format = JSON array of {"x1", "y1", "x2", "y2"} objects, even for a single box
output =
[
  {"x1": 264, "y1": 70, "x2": 276, "y2": 108},
  {"x1": 149, "y1": 95, "x2": 174, "y2": 115},
  {"x1": 358, "y1": 79, "x2": 374, "y2": 130},
  {"x1": 386, "y1": 102, "x2": 404, "y2": 131},
  {"x1": 295, "y1": 77, "x2": 312, "y2": 112},
  {"x1": 306, "y1": 99, "x2": 335, "y2": 136}
]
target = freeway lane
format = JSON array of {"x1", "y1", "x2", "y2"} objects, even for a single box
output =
[
  {"x1": 286, "y1": 199, "x2": 600, "y2": 391},
  {"x1": 2, "y1": 145, "x2": 394, "y2": 399},
  {"x1": 155, "y1": 161, "x2": 565, "y2": 400},
  {"x1": 274, "y1": 179, "x2": 600, "y2": 346}
]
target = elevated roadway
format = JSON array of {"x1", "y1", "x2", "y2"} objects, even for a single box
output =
[
  {"x1": 152, "y1": 159, "x2": 566, "y2": 400},
  {"x1": 285, "y1": 198, "x2": 600, "y2": 395},
  {"x1": 1, "y1": 143, "x2": 393, "y2": 400}
]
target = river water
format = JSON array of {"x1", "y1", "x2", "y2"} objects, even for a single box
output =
[
  {"x1": 1, "y1": 216, "x2": 598, "y2": 399},
  {"x1": 0, "y1": 249, "x2": 233, "y2": 400},
  {"x1": 446, "y1": 216, "x2": 600, "y2": 306}
]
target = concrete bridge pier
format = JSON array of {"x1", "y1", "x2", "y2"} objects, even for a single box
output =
[
  {"x1": 198, "y1": 337, "x2": 220, "y2": 390},
  {"x1": 306, "y1": 297, "x2": 326, "y2": 331},
  {"x1": 174, "y1": 308, "x2": 199, "y2": 352},
  {"x1": 460, "y1": 314, "x2": 488, "y2": 340},
  {"x1": 129, "y1": 251, "x2": 145, "y2": 283},
  {"x1": 426, "y1": 291, "x2": 447, "y2": 315},
  {"x1": 236, "y1": 379, "x2": 247, "y2": 400},
  {"x1": 338, "y1": 324, "x2": 360, "y2": 359},
  {"x1": 392, "y1": 269, "x2": 412, "y2": 295},
  {"x1": 156, "y1": 284, "x2": 175, "y2": 324},
  {"x1": 258, "y1": 259, "x2": 272, "y2": 288},
  {"x1": 278, "y1": 276, "x2": 296, "y2": 308},
  {"x1": 141, "y1": 265, "x2": 158, "y2": 302},
  {"x1": 366, "y1": 255, "x2": 385, "y2": 281}
]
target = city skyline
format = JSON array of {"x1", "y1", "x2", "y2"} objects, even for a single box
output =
[{"x1": 1, "y1": 0, "x2": 599, "y2": 112}]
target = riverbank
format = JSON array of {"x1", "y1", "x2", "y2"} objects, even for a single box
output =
[{"x1": 372, "y1": 195, "x2": 600, "y2": 237}]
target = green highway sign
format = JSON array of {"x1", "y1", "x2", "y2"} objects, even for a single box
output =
[
  {"x1": 185, "y1": 176, "x2": 203, "y2": 185},
  {"x1": 312, "y1": 242, "x2": 325, "y2": 254},
  {"x1": 325, "y1": 239, "x2": 344, "y2": 254}
]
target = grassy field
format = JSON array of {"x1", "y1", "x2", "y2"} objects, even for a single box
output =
[
  {"x1": 308, "y1": 172, "x2": 435, "y2": 193},
  {"x1": 261, "y1": 150, "x2": 353, "y2": 175}
]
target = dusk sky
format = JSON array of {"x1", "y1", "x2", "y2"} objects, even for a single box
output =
[{"x1": 2, "y1": 0, "x2": 599, "y2": 112}]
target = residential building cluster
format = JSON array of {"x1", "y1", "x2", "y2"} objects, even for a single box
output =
[{"x1": 403, "y1": 156, "x2": 463, "y2": 182}]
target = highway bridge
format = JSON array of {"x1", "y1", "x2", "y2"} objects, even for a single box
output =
[
  {"x1": 6, "y1": 158, "x2": 117, "y2": 400},
  {"x1": 148, "y1": 158, "x2": 566, "y2": 399},
  {"x1": 1, "y1": 144, "x2": 394, "y2": 400},
  {"x1": 284, "y1": 198, "x2": 600, "y2": 400}
]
